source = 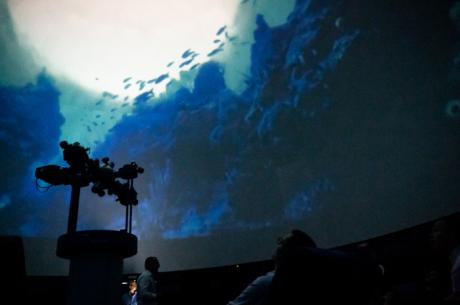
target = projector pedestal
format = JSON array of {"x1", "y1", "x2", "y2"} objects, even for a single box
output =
[{"x1": 57, "y1": 230, "x2": 137, "y2": 305}]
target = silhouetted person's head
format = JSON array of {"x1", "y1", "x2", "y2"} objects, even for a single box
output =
[
  {"x1": 145, "y1": 256, "x2": 160, "y2": 274},
  {"x1": 273, "y1": 229, "x2": 316, "y2": 263}
]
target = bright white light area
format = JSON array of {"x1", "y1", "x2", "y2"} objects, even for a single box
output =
[{"x1": 7, "y1": 0, "x2": 239, "y2": 97}]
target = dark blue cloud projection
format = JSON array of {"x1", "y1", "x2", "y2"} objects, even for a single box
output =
[{"x1": 1, "y1": 0, "x2": 460, "y2": 275}]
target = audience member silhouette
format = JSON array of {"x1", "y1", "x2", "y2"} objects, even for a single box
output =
[
  {"x1": 383, "y1": 214, "x2": 460, "y2": 305},
  {"x1": 428, "y1": 214, "x2": 460, "y2": 303},
  {"x1": 136, "y1": 256, "x2": 160, "y2": 305},
  {"x1": 227, "y1": 229, "x2": 317, "y2": 305},
  {"x1": 122, "y1": 279, "x2": 138, "y2": 305},
  {"x1": 268, "y1": 239, "x2": 383, "y2": 305}
]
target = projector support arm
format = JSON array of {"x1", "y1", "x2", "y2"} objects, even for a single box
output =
[
  {"x1": 67, "y1": 184, "x2": 80, "y2": 233},
  {"x1": 125, "y1": 204, "x2": 133, "y2": 234}
]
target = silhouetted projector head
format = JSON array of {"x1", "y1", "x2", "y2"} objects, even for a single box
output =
[{"x1": 35, "y1": 140, "x2": 144, "y2": 206}]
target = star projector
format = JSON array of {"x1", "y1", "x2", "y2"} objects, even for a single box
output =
[{"x1": 35, "y1": 141, "x2": 144, "y2": 305}]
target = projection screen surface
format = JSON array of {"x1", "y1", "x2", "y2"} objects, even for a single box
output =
[{"x1": 1, "y1": 0, "x2": 460, "y2": 275}]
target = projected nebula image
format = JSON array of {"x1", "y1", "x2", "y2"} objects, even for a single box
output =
[{"x1": 1, "y1": 0, "x2": 460, "y2": 275}]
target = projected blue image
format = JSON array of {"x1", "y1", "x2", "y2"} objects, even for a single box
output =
[{"x1": 1, "y1": 0, "x2": 460, "y2": 274}]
